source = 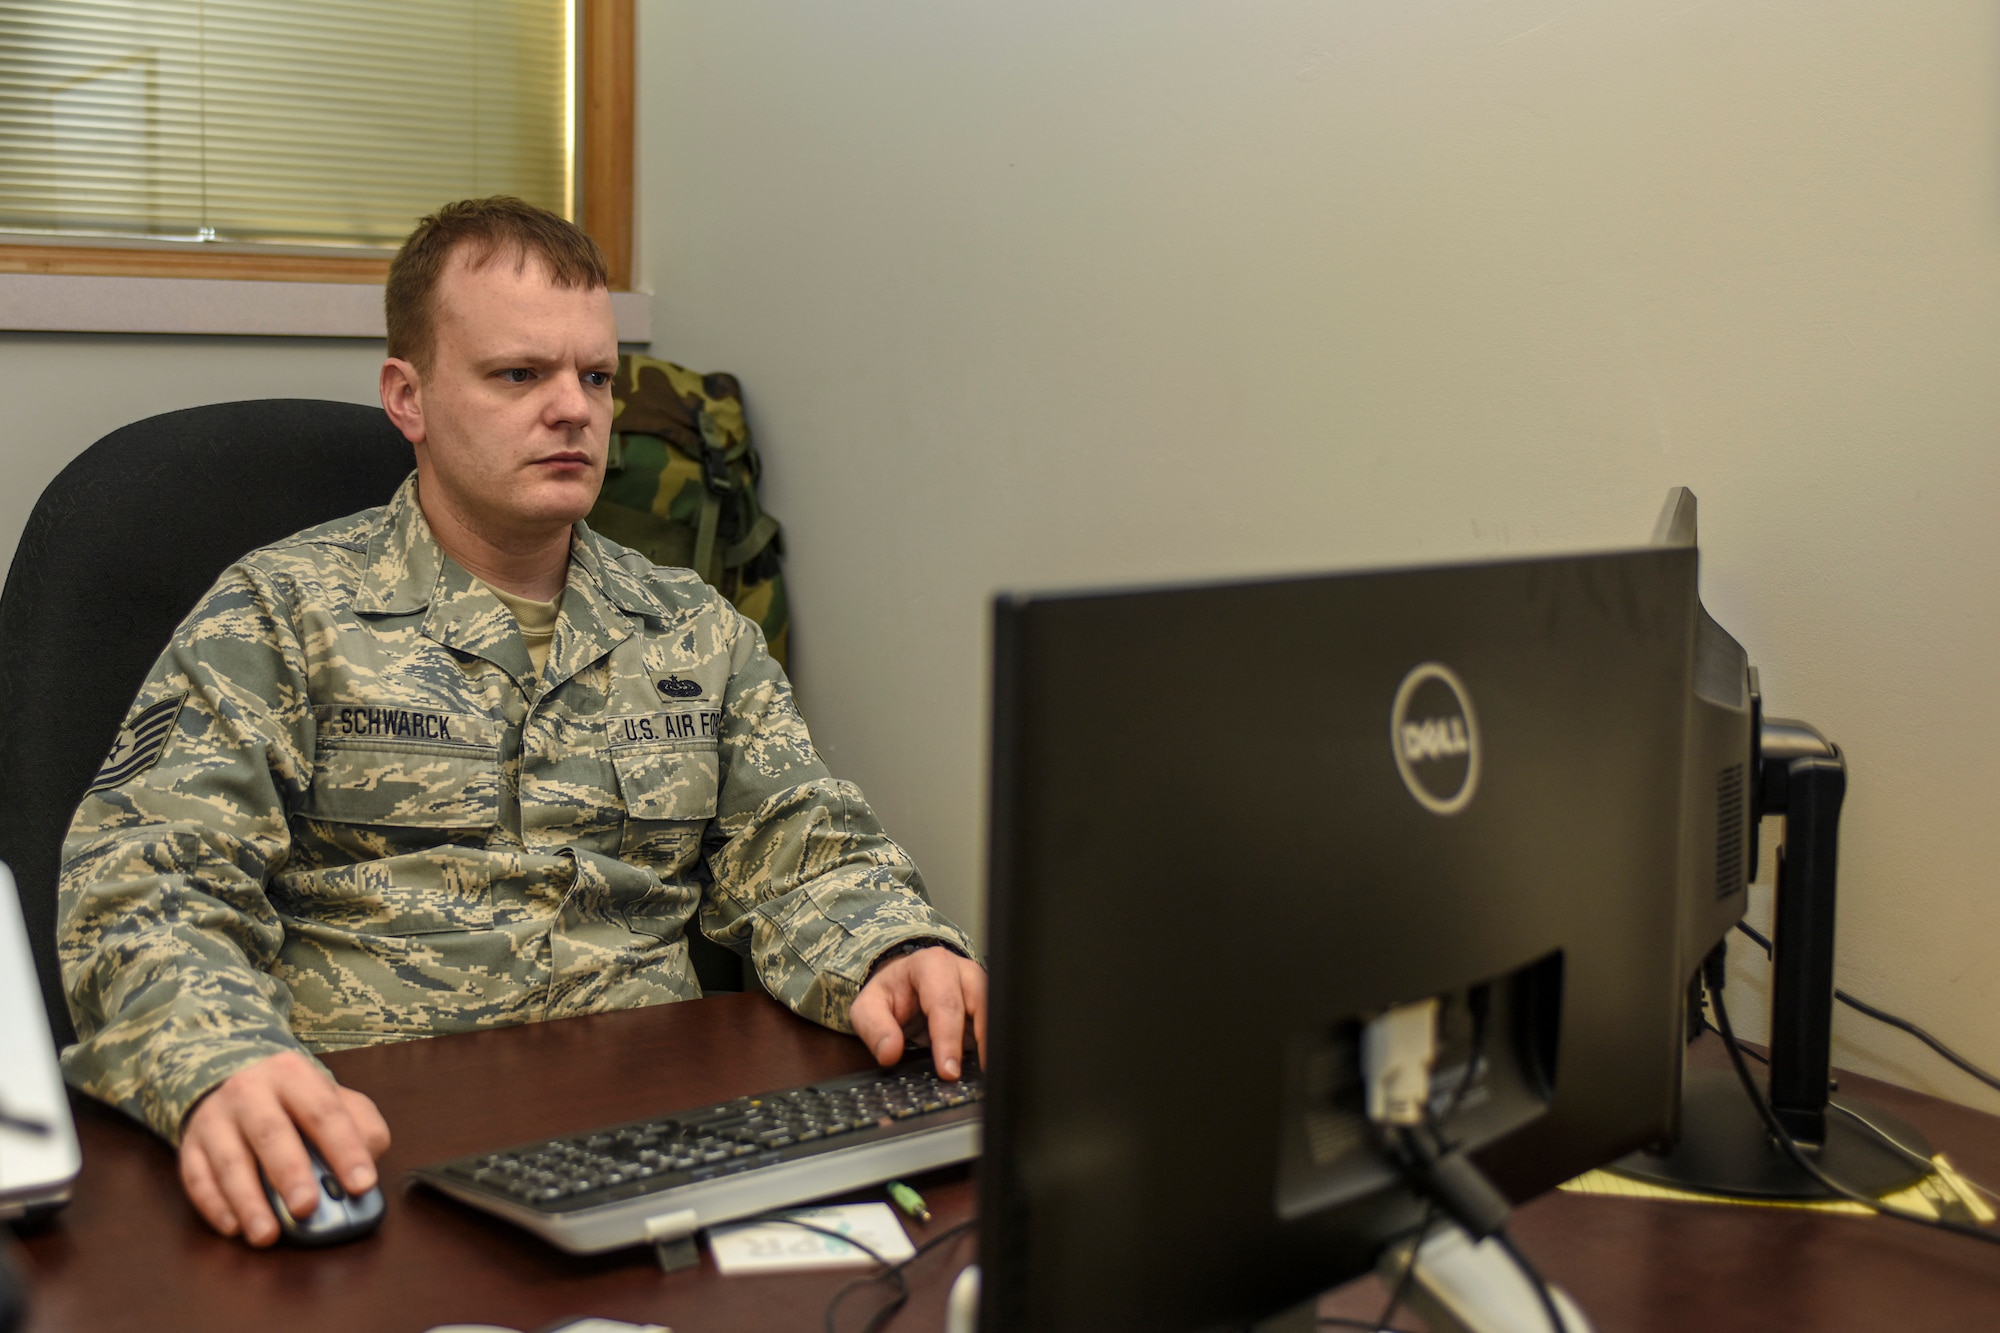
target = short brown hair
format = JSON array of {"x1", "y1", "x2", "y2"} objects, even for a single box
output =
[{"x1": 385, "y1": 196, "x2": 609, "y2": 368}]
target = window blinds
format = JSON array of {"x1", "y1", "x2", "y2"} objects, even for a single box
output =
[{"x1": 0, "y1": 1, "x2": 571, "y2": 249}]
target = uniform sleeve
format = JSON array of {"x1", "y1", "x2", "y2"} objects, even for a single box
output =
[
  {"x1": 58, "y1": 564, "x2": 326, "y2": 1141},
  {"x1": 693, "y1": 604, "x2": 977, "y2": 1034}
]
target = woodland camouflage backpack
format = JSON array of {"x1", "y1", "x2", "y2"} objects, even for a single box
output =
[{"x1": 590, "y1": 354, "x2": 790, "y2": 666}]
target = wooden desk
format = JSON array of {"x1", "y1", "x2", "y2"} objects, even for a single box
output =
[
  {"x1": 13, "y1": 1001, "x2": 2000, "y2": 1332},
  {"x1": 14, "y1": 994, "x2": 978, "y2": 1333},
  {"x1": 1319, "y1": 1040, "x2": 2000, "y2": 1332}
]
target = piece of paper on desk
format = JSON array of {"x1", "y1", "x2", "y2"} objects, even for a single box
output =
[
  {"x1": 709, "y1": 1203, "x2": 915, "y2": 1274},
  {"x1": 1560, "y1": 1153, "x2": 1997, "y2": 1224}
]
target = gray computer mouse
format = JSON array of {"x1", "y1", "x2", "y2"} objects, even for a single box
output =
[{"x1": 262, "y1": 1141, "x2": 385, "y2": 1245}]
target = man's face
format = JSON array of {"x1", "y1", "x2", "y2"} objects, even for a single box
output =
[{"x1": 390, "y1": 246, "x2": 618, "y2": 545}]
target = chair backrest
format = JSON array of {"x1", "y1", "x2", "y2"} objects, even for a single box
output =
[{"x1": 0, "y1": 400, "x2": 414, "y2": 1045}]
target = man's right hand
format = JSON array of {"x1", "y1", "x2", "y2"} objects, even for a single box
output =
[{"x1": 178, "y1": 1050, "x2": 391, "y2": 1247}]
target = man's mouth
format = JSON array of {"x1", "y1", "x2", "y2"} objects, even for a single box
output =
[{"x1": 535, "y1": 451, "x2": 593, "y2": 468}]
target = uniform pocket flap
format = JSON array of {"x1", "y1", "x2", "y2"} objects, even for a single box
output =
[
  {"x1": 612, "y1": 744, "x2": 719, "y2": 822},
  {"x1": 305, "y1": 744, "x2": 502, "y2": 829}
]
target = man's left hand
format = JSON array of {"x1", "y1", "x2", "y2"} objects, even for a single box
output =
[{"x1": 851, "y1": 946, "x2": 987, "y2": 1081}]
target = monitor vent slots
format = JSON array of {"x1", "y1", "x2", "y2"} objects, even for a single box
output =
[{"x1": 1715, "y1": 763, "x2": 1746, "y2": 899}]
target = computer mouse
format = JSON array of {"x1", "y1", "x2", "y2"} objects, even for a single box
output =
[{"x1": 261, "y1": 1140, "x2": 385, "y2": 1245}]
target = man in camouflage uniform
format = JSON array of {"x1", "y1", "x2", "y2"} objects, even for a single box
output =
[{"x1": 57, "y1": 197, "x2": 983, "y2": 1248}]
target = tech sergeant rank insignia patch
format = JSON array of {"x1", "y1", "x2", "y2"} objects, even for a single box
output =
[{"x1": 88, "y1": 693, "x2": 187, "y2": 794}]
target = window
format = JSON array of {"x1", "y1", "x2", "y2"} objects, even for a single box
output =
[{"x1": 0, "y1": 0, "x2": 632, "y2": 288}]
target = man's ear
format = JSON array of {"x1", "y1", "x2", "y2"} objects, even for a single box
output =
[{"x1": 380, "y1": 357, "x2": 426, "y2": 446}]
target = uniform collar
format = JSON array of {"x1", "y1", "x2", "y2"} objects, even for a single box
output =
[
  {"x1": 568, "y1": 521, "x2": 672, "y2": 622},
  {"x1": 355, "y1": 475, "x2": 672, "y2": 692},
  {"x1": 354, "y1": 476, "x2": 440, "y2": 616}
]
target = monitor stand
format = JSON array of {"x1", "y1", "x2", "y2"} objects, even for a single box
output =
[
  {"x1": 1619, "y1": 1067, "x2": 1930, "y2": 1200},
  {"x1": 1613, "y1": 717, "x2": 1932, "y2": 1201}
]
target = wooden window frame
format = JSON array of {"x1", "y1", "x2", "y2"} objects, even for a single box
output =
[{"x1": 0, "y1": 0, "x2": 634, "y2": 290}]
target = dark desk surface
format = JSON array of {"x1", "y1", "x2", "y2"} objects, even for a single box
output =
[
  {"x1": 16, "y1": 994, "x2": 979, "y2": 1333},
  {"x1": 14, "y1": 998, "x2": 2000, "y2": 1332}
]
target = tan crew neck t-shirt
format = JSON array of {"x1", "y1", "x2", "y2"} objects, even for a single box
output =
[{"x1": 486, "y1": 583, "x2": 562, "y2": 676}]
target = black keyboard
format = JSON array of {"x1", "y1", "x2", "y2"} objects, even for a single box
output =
[{"x1": 412, "y1": 1054, "x2": 983, "y2": 1253}]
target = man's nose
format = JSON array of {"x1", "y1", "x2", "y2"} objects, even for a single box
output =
[{"x1": 546, "y1": 369, "x2": 594, "y2": 426}]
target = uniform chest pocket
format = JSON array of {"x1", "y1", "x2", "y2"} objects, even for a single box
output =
[
  {"x1": 611, "y1": 742, "x2": 718, "y2": 868},
  {"x1": 307, "y1": 706, "x2": 504, "y2": 828},
  {"x1": 611, "y1": 743, "x2": 719, "y2": 821},
  {"x1": 306, "y1": 743, "x2": 503, "y2": 828}
]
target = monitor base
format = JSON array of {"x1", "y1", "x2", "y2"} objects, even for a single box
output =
[{"x1": 1610, "y1": 1067, "x2": 1931, "y2": 1201}]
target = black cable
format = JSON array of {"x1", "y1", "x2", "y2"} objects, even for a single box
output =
[
  {"x1": 756, "y1": 1214, "x2": 902, "y2": 1269},
  {"x1": 1825, "y1": 1102, "x2": 2000, "y2": 1210},
  {"x1": 1368, "y1": 992, "x2": 1494, "y2": 1333},
  {"x1": 1391, "y1": 1125, "x2": 1567, "y2": 1333},
  {"x1": 1492, "y1": 1227, "x2": 1568, "y2": 1333},
  {"x1": 1367, "y1": 1201, "x2": 1435, "y2": 1333},
  {"x1": 1733, "y1": 922, "x2": 2000, "y2": 1095},
  {"x1": 741, "y1": 1214, "x2": 907, "y2": 1333},
  {"x1": 1438, "y1": 990, "x2": 1491, "y2": 1141},
  {"x1": 1834, "y1": 990, "x2": 2000, "y2": 1096},
  {"x1": 1699, "y1": 1015, "x2": 1768, "y2": 1063},
  {"x1": 824, "y1": 1217, "x2": 979, "y2": 1333},
  {"x1": 1374, "y1": 1002, "x2": 1569, "y2": 1333},
  {"x1": 1706, "y1": 968, "x2": 2000, "y2": 1251}
]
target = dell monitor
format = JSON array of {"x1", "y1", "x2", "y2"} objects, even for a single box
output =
[{"x1": 975, "y1": 513, "x2": 1755, "y2": 1331}]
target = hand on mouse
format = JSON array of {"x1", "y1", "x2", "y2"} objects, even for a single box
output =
[
  {"x1": 178, "y1": 1050, "x2": 391, "y2": 1247},
  {"x1": 850, "y1": 945, "x2": 987, "y2": 1081}
]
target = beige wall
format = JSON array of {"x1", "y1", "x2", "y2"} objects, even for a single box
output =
[
  {"x1": 638, "y1": 1, "x2": 2000, "y2": 1111},
  {"x1": 0, "y1": 333, "x2": 385, "y2": 581}
]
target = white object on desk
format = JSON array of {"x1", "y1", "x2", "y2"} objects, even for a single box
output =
[
  {"x1": 0, "y1": 862, "x2": 81, "y2": 1219},
  {"x1": 945, "y1": 1263, "x2": 981, "y2": 1333},
  {"x1": 1382, "y1": 1223, "x2": 1596, "y2": 1333},
  {"x1": 708, "y1": 1203, "x2": 915, "y2": 1274},
  {"x1": 422, "y1": 1312, "x2": 672, "y2": 1320}
]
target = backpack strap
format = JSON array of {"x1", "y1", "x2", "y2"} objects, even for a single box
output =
[
  {"x1": 691, "y1": 410, "x2": 739, "y2": 584},
  {"x1": 723, "y1": 513, "x2": 781, "y2": 570}
]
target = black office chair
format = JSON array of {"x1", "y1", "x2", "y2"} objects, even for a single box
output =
[
  {"x1": 0, "y1": 399, "x2": 742, "y2": 1047},
  {"x1": 0, "y1": 400, "x2": 416, "y2": 1046}
]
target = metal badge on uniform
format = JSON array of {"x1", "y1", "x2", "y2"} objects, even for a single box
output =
[
  {"x1": 655, "y1": 676, "x2": 703, "y2": 700},
  {"x1": 88, "y1": 692, "x2": 187, "y2": 794}
]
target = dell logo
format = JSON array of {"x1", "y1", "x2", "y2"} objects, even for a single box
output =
[
  {"x1": 1400, "y1": 716, "x2": 1470, "y2": 763},
  {"x1": 1390, "y1": 663, "x2": 1481, "y2": 816}
]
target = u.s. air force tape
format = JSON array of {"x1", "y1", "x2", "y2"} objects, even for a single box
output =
[
  {"x1": 608, "y1": 709, "x2": 724, "y2": 748},
  {"x1": 88, "y1": 692, "x2": 187, "y2": 794}
]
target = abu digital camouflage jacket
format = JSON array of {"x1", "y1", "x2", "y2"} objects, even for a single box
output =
[{"x1": 58, "y1": 476, "x2": 972, "y2": 1142}]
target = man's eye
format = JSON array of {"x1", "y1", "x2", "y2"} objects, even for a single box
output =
[
  {"x1": 500, "y1": 368, "x2": 535, "y2": 384},
  {"x1": 584, "y1": 371, "x2": 613, "y2": 388}
]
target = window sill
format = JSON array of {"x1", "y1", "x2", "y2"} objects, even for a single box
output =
[{"x1": 0, "y1": 272, "x2": 653, "y2": 342}]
